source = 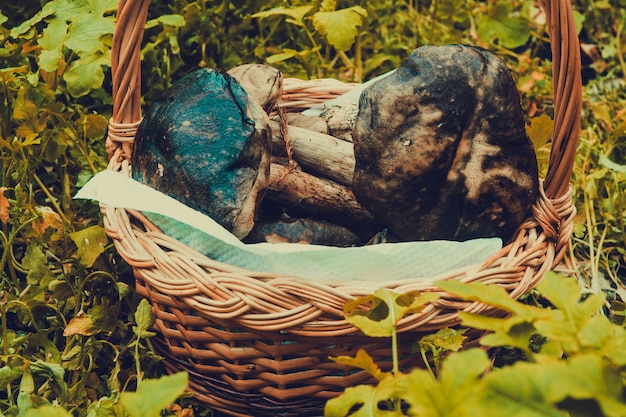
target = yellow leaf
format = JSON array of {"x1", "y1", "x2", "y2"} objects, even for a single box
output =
[
  {"x1": 344, "y1": 289, "x2": 439, "y2": 337},
  {"x1": 330, "y1": 349, "x2": 389, "y2": 381},
  {"x1": 526, "y1": 114, "x2": 553, "y2": 148}
]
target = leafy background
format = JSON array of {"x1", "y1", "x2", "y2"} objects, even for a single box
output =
[{"x1": 0, "y1": 0, "x2": 625, "y2": 416}]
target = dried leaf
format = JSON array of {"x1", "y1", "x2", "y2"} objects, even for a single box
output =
[
  {"x1": 32, "y1": 206, "x2": 64, "y2": 242},
  {"x1": 0, "y1": 187, "x2": 10, "y2": 223},
  {"x1": 63, "y1": 314, "x2": 100, "y2": 337}
]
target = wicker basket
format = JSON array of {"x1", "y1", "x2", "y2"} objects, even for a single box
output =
[{"x1": 103, "y1": 0, "x2": 581, "y2": 415}]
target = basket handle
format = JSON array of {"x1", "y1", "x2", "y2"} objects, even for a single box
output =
[
  {"x1": 106, "y1": 0, "x2": 150, "y2": 172},
  {"x1": 541, "y1": 0, "x2": 582, "y2": 199},
  {"x1": 106, "y1": 0, "x2": 581, "y2": 200}
]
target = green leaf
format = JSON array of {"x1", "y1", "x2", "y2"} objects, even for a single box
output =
[
  {"x1": 439, "y1": 348, "x2": 491, "y2": 395},
  {"x1": 467, "y1": 315, "x2": 538, "y2": 350},
  {"x1": 436, "y1": 279, "x2": 548, "y2": 321},
  {"x1": 38, "y1": 18, "x2": 68, "y2": 50},
  {"x1": 86, "y1": 393, "x2": 125, "y2": 417},
  {"x1": 90, "y1": 304, "x2": 125, "y2": 333},
  {"x1": 48, "y1": 279, "x2": 75, "y2": 301},
  {"x1": 330, "y1": 349, "x2": 388, "y2": 381},
  {"x1": 69, "y1": 225, "x2": 108, "y2": 267},
  {"x1": 266, "y1": 52, "x2": 296, "y2": 64},
  {"x1": 78, "y1": 113, "x2": 108, "y2": 139},
  {"x1": 536, "y1": 272, "x2": 586, "y2": 313},
  {"x1": 482, "y1": 354, "x2": 626, "y2": 416},
  {"x1": 64, "y1": 17, "x2": 115, "y2": 54},
  {"x1": 38, "y1": 49, "x2": 65, "y2": 73},
  {"x1": 578, "y1": 315, "x2": 626, "y2": 366},
  {"x1": 9, "y1": 2, "x2": 57, "y2": 38},
  {"x1": 29, "y1": 360, "x2": 67, "y2": 402},
  {"x1": 419, "y1": 327, "x2": 467, "y2": 354},
  {"x1": 324, "y1": 377, "x2": 405, "y2": 417},
  {"x1": 476, "y1": 2, "x2": 531, "y2": 49},
  {"x1": 599, "y1": 154, "x2": 626, "y2": 173},
  {"x1": 63, "y1": 53, "x2": 109, "y2": 98},
  {"x1": 37, "y1": 19, "x2": 68, "y2": 72},
  {"x1": 251, "y1": 5, "x2": 314, "y2": 27},
  {"x1": 400, "y1": 349, "x2": 489, "y2": 416},
  {"x1": 0, "y1": 365, "x2": 23, "y2": 387},
  {"x1": 133, "y1": 298, "x2": 155, "y2": 336},
  {"x1": 119, "y1": 372, "x2": 188, "y2": 417},
  {"x1": 313, "y1": 7, "x2": 368, "y2": 51},
  {"x1": 418, "y1": 327, "x2": 468, "y2": 372},
  {"x1": 22, "y1": 241, "x2": 55, "y2": 286},
  {"x1": 319, "y1": 0, "x2": 337, "y2": 13},
  {"x1": 145, "y1": 14, "x2": 186, "y2": 29},
  {"x1": 480, "y1": 366, "x2": 564, "y2": 416},
  {"x1": 534, "y1": 273, "x2": 606, "y2": 352},
  {"x1": 344, "y1": 289, "x2": 439, "y2": 337},
  {"x1": 573, "y1": 10, "x2": 585, "y2": 34},
  {"x1": 24, "y1": 405, "x2": 72, "y2": 417},
  {"x1": 526, "y1": 114, "x2": 553, "y2": 177}
]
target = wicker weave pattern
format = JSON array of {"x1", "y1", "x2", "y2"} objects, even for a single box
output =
[{"x1": 102, "y1": 0, "x2": 581, "y2": 415}]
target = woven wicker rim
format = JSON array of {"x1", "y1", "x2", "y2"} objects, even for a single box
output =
[{"x1": 102, "y1": 0, "x2": 582, "y2": 336}]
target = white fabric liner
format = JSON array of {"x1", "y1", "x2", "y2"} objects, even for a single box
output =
[{"x1": 76, "y1": 170, "x2": 502, "y2": 283}]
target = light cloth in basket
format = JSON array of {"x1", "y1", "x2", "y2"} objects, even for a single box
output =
[{"x1": 76, "y1": 170, "x2": 502, "y2": 282}]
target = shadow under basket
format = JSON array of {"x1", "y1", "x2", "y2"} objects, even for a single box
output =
[{"x1": 102, "y1": 0, "x2": 582, "y2": 415}]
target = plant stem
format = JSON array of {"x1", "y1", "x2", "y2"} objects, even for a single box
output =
[
  {"x1": 391, "y1": 325, "x2": 399, "y2": 375},
  {"x1": 429, "y1": 0, "x2": 438, "y2": 44},
  {"x1": 33, "y1": 172, "x2": 70, "y2": 225},
  {"x1": 615, "y1": 12, "x2": 626, "y2": 80},
  {"x1": 354, "y1": 33, "x2": 363, "y2": 82},
  {"x1": 1, "y1": 301, "x2": 8, "y2": 357},
  {"x1": 336, "y1": 50, "x2": 355, "y2": 77},
  {"x1": 420, "y1": 347, "x2": 436, "y2": 379}
]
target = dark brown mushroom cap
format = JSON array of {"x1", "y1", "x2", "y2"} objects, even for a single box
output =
[{"x1": 352, "y1": 44, "x2": 539, "y2": 242}]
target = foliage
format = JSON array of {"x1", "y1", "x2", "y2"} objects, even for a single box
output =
[
  {"x1": 325, "y1": 274, "x2": 626, "y2": 417},
  {"x1": 21, "y1": 372, "x2": 189, "y2": 417},
  {"x1": 0, "y1": 0, "x2": 625, "y2": 416},
  {"x1": 0, "y1": 1, "x2": 191, "y2": 416}
]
